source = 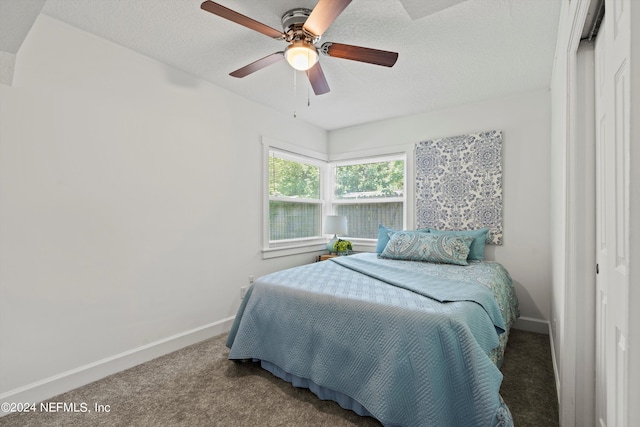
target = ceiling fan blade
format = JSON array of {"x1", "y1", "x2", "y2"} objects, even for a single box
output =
[
  {"x1": 303, "y1": 0, "x2": 352, "y2": 37},
  {"x1": 306, "y1": 62, "x2": 330, "y2": 95},
  {"x1": 230, "y1": 52, "x2": 285, "y2": 78},
  {"x1": 321, "y1": 42, "x2": 398, "y2": 67},
  {"x1": 201, "y1": 1, "x2": 284, "y2": 39}
]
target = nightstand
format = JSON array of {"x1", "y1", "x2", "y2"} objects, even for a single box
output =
[{"x1": 319, "y1": 254, "x2": 339, "y2": 261}]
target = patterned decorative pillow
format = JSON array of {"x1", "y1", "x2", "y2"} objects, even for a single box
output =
[
  {"x1": 376, "y1": 225, "x2": 430, "y2": 253},
  {"x1": 427, "y1": 228, "x2": 489, "y2": 260},
  {"x1": 380, "y1": 231, "x2": 473, "y2": 265}
]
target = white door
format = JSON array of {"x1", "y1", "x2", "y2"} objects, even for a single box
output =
[{"x1": 594, "y1": 1, "x2": 632, "y2": 426}]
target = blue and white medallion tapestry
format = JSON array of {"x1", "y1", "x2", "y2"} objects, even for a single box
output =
[{"x1": 415, "y1": 130, "x2": 503, "y2": 245}]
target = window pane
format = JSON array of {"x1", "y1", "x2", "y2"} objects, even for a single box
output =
[
  {"x1": 270, "y1": 201, "x2": 321, "y2": 241},
  {"x1": 269, "y1": 155, "x2": 320, "y2": 199},
  {"x1": 336, "y1": 202, "x2": 403, "y2": 239},
  {"x1": 335, "y1": 160, "x2": 404, "y2": 199}
]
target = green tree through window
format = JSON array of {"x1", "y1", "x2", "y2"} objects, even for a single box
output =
[
  {"x1": 335, "y1": 160, "x2": 404, "y2": 198},
  {"x1": 333, "y1": 158, "x2": 405, "y2": 239},
  {"x1": 269, "y1": 156, "x2": 320, "y2": 198}
]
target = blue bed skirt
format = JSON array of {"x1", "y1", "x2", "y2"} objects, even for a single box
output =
[
  {"x1": 260, "y1": 359, "x2": 397, "y2": 426},
  {"x1": 259, "y1": 359, "x2": 513, "y2": 427}
]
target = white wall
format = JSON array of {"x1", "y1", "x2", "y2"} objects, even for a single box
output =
[
  {"x1": 0, "y1": 15, "x2": 327, "y2": 402},
  {"x1": 329, "y1": 89, "x2": 552, "y2": 329}
]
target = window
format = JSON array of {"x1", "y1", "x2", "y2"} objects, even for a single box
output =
[
  {"x1": 266, "y1": 148, "x2": 325, "y2": 249},
  {"x1": 332, "y1": 156, "x2": 405, "y2": 239},
  {"x1": 263, "y1": 138, "x2": 407, "y2": 257}
]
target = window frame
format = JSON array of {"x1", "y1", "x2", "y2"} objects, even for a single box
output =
[
  {"x1": 329, "y1": 153, "x2": 408, "y2": 250},
  {"x1": 262, "y1": 138, "x2": 328, "y2": 258},
  {"x1": 262, "y1": 138, "x2": 412, "y2": 258}
]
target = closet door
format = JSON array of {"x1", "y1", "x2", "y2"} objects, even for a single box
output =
[{"x1": 594, "y1": 1, "x2": 631, "y2": 425}]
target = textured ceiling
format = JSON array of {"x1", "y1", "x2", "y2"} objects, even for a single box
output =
[
  {"x1": 6, "y1": 0, "x2": 561, "y2": 130},
  {"x1": 0, "y1": 0, "x2": 47, "y2": 53}
]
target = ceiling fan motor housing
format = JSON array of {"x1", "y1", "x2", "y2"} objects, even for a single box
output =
[{"x1": 281, "y1": 8, "x2": 320, "y2": 44}]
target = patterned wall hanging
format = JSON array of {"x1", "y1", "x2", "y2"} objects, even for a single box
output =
[{"x1": 415, "y1": 130, "x2": 503, "y2": 244}]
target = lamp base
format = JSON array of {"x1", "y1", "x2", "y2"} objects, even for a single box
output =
[{"x1": 327, "y1": 235, "x2": 338, "y2": 253}]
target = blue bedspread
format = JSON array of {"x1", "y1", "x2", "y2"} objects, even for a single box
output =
[
  {"x1": 330, "y1": 255, "x2": 506, "y2": 334},
  {"x1": 227, "y1": 253, "x2": 517, "y2": 427}
]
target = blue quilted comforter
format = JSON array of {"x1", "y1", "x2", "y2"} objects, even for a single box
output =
[{"x1": 227, "y1": 253, "x2": 518, "y2": 427}]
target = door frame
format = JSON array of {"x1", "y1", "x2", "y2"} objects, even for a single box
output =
[{"x1": 561, "y1": 1, "x2": 597, "y2": 425}]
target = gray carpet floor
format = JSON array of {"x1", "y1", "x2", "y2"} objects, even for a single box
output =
[{"x1": 1, "y1": 328, "x2": 558, "y2": 426}]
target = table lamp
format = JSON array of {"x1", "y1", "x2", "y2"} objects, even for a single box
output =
[{"x1": 324, "y1": 215, "x2": 348, "y2": 253}]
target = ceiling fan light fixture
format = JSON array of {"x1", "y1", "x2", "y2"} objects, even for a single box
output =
[{"x1": 284, "y1": 41, "x2": 318, "y2": 71}]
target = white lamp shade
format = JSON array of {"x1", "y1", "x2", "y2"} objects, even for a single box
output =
[{"x1": 324, "y1": 215, "x2": 348, "y2": 235}]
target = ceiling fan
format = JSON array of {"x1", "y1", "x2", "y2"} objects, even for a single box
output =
[{"x1": 200, "y1": 0, "x2": 399, "y2": 95}]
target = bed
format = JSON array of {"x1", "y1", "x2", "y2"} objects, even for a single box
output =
[{"x1": 226, "y1": 251, "x2": 519, "y2": 426}]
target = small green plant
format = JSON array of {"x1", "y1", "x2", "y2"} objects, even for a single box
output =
[{"x1": 334, "y1": 239, "x2": 353, "y2": 254}]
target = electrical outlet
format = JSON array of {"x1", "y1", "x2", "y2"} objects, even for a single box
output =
[
  {"x1": 248, "y1": 275, "x2": 254, "y2": 284},
  {"x1": 240, "y1": 286, "x2": 248, "y2": 299}
]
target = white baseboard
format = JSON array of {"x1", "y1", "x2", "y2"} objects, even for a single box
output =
[
  {"x1": 0, "y1": 317, "x2": 235, "y2": 413},
  {"x1": 513, "y1": 316, "x2": 550, "y2": 334}
]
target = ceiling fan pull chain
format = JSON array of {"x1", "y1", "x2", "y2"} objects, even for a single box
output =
[{"x1": 293, "y1": 69, "x2": 297, "y2": 118}]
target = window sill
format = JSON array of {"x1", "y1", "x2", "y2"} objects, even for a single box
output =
[
  {"x1": 262, "y1": 239, "x2": 377, "y2": 259},
  {"x1": 346, "y1": 239, "x2": 377, "y2": 253},
  {"x1": 262, "y1": 243, "x2": 328, "y2": 259}
]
